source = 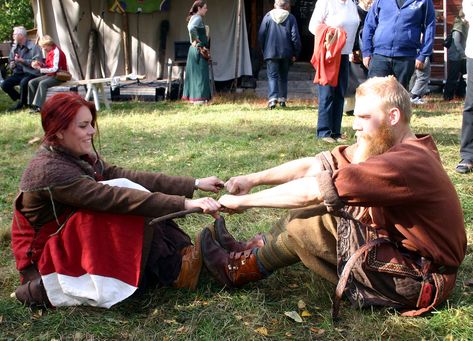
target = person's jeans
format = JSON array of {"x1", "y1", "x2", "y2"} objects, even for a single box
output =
[
  {"x1": 460, "y1": 57, "x2": 473, "y2": 162},
  {"x1": 409, "y1": 57, "x2": 431, "y2": 97},
  {"x1": 28, "y1": 75, "x2": 63, "y2": 108},
  {"x1": 1, "y1": 72, "x2": 37, "y2": 104},
  {"x1": 368, "y1": 54, "x2": 416, "y2": 90},
  {"x1": 266, "y1": 58, "x2": 290, "y2": 102},
  {"x1": 316, "y1": 55, "x2": 349, "y2": 138},
  {"x1": 444, "y1": 59, "x2": 466, "y2": 100}
]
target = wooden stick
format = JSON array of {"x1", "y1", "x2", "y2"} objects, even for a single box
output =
[{"x1": 148, "y1": 207, "x2": 203, "y2": 225}]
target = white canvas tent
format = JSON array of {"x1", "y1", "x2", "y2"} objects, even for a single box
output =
[{"x1": 31, "y1": 0, "x2": 253, "y2": 81}]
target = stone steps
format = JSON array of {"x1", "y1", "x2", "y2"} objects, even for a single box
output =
[{"x1": 255, "y1": 62, "x2": 317, "y2": 100}]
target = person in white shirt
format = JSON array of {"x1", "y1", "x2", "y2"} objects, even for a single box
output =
[{"x1": 308, "y1": 0, "x2": 359, "y2": 143}]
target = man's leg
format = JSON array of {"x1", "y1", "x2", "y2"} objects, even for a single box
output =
[
  {"x1": 266, "y1": 59, "x2": 279, "y2": 108},
  {"x1": 367, "y1": 54, "x2": 392, "y2": 79},
  {"x1": 278, "y1": 58, "x2": 290, "y2": 106},
  {"x1": 456, "y1": 57, "x2": 473, "y2": 173},
  {"x1": 392, "y1": 56, "x2": 416, "y2": 90},
  {"x1": 456, "y1": 59, "x2": 467, "y2": 98},
  {"x1": 1, "y1": 73, "x2": 23, "y2": 101},
  {"x1": 444, "y1": 59, "x2": 461, "y2": 100},
  {"x1": 201, "y1": 205, "x2": 339, "y2": 287}
]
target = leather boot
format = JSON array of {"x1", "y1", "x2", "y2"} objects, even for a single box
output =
[
  {"x1": 211, "y1": 216, "x2": 265, "y2": 252},
  {"x1": 172, "y1": 232, "x2": 203, "y2": 290},
  {"x1": 14, "y1": 278, "x2": 52, "y2": 307},
  {"x1": 201, "y1": 228, "x2": 265, "y2": 288}
]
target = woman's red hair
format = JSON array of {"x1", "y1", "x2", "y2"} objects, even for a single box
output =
[{"x1": 41, "y1": 92, "x2": 97, "y2": 144}]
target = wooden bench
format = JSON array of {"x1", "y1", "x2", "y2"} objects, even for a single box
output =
[{"x1": 53, "y1": 75, "x2": 146, "y2": 111}]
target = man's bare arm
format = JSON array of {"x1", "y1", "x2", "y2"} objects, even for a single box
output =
[
  {"x1": 220, "y1": 177, "x2": 323, "y2": 210},
  {"x1": 225, "y1": 157, "x2": 323, "y2": 195}
]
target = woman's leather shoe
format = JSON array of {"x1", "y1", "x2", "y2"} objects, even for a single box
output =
[
  {"x1": 173, "y1": 232, "x2": 203, "y2": 290},
  {"x1": 14, "y1": 278, "x2": 51, "y2": 307}
]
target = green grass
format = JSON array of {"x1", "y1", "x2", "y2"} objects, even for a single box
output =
[{"x1": 0, "y1": 92, "x2": 472, "y2": 340}]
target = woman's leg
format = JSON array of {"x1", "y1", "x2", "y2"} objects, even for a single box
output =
[
  {"x1": 317, "y1": 84, "x2": 335, "y2": 138},
  {"x1": 33, "y1": 76, "x2": 62, "y2": 108},
  {"x1": 331, "y1": 55, "x2": 349, "y2": 138},
  {"x1": 28, "y1": 75, "x2": 45, "y2": 106}
]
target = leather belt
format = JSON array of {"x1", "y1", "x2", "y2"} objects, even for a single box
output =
[{"x1": 332, "y1": 237, "x2": 390, "y2": 320}]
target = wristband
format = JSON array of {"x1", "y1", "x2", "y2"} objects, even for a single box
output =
[{"x1": 194, "y1": 179, "x2": 200, "y2": 190}]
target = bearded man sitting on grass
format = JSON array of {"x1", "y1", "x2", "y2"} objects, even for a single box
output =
[{"x1": 201, "y1": 76, "x2": 467, "y2": 318}]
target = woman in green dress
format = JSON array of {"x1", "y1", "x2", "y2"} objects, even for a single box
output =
[{"x1": 182, "y1": 0, "x2": 211, "y2": 104}]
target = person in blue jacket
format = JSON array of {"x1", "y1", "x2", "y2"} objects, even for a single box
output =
[
  {"x1": 258, "y1": 0, "x2": 301, "y2": 109},
  {"x1": 361, "y1": 0, "x2": 436, "y2": 89}
]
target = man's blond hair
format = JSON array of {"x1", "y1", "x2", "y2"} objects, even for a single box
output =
[{"x1": 356, "y1": 76, "x2": 412, "y2": 123}]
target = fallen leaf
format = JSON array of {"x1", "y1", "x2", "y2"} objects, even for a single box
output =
[
  {"x1": 464, "y1": 279, "x2": 473, "y2": 287},
  {"x1": 284, "y1": 311, "x2": 303, "y2": 323},
  {"x1": 297, "y1": 300, "x2": 306, "y2": 310},
  {"x1": 310, "y1": 327, "x2": 326, "y2": 336},
  {"x1": 289, "y1": 283, "x2": 299, "y2": 288},
  {"x1": 235, "y1": 315, "x2": 243, "y2": 320},
  {"x1": 163, "y1": 319, "x2": 177, "y2": 324},
  {"x1": 285, "y1": 332, "x2": 292, "y2": 337},
  {"x1": 301, "y1": 310, "x2": 312, "y2": 317},
  {"x1": 254, "y1": 327, "x2": 268, "y2": 336},
  {"x1": 28, "y1": 137, "x2": 41, "y2": 145},
  {"x1": 32, "y1": 310, "x2": 43, "y2": 319},
  {"x1": 0, "y1": 315, "x2": 3, "y2": 323},
  {"x1": 177, "y1": 326, "x2": 189, "y2": 333}
]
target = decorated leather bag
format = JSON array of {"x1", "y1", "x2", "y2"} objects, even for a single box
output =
[{"x1": 55, "y1": 70, "x2": 72, "y2": 82}]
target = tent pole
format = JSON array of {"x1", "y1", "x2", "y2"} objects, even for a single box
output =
[
  {"x1": 85, "y1": 30, "x2": 97, "y2": 80},
  {"x1": 59, "y1": 0, "x2": 85, "y2": 79},
  {"x1": 232, "y1": 0, "x2": 242, "y2": 91},
  {"x1": 35, "y1": 0, "x2": 48, "y2": 35},
  {"x1": 122, "y1": 13, "x2": 130, "y2": 74}
]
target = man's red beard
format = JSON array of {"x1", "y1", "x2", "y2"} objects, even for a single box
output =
[{"x1": 352, "y1": 121, "x2": 395, "y2": 164}]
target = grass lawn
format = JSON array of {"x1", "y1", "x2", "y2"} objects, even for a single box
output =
[{"x1": 0, "y1": 91, "x2": 472, "y2": 340}]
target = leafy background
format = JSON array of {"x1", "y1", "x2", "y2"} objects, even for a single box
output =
[{"x1": 0, "y1": 0, "x2": 34, "y2": 42}]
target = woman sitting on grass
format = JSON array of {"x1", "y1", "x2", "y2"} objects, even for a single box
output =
[{"x1": 11, "y1": 92, "x2": 222, "y2": 308}]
